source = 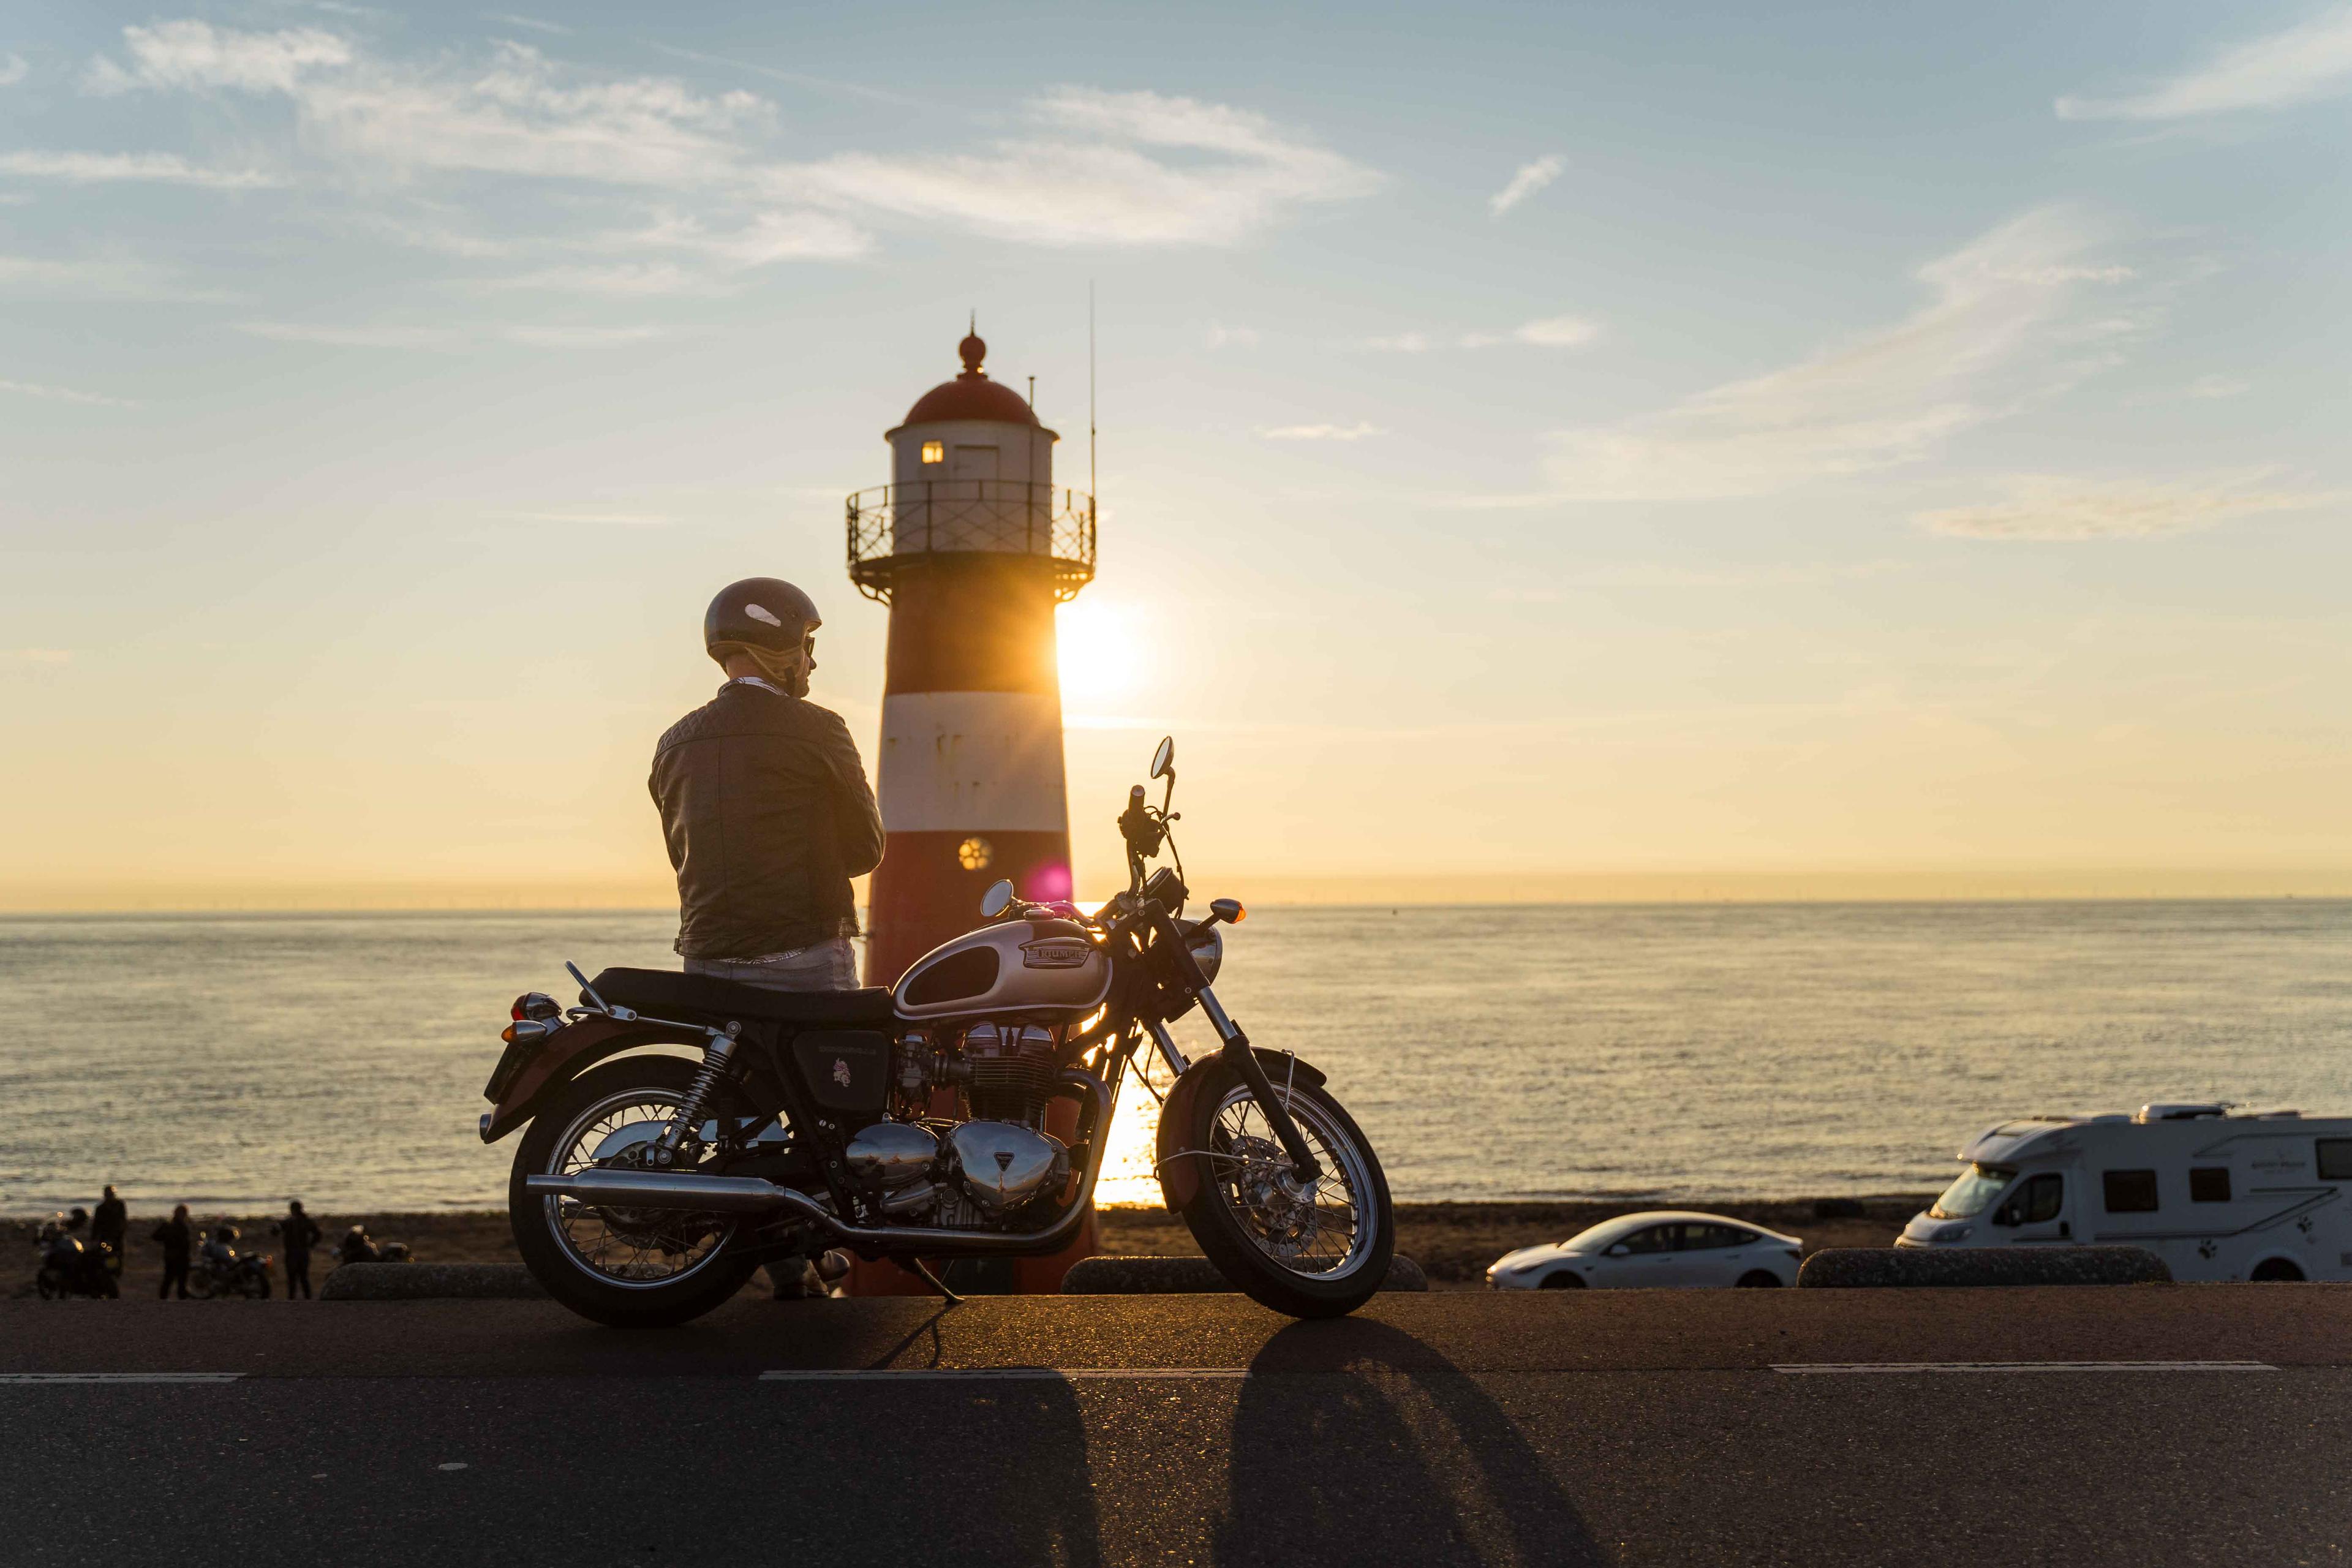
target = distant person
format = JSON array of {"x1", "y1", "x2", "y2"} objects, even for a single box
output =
[
  {"x1": 153, "y1": 1204, "x2": 193, "y2": 1299},
  {"x1": 91, "y1": 1186, "x2": 126, "y2": 1277},
  {"x1": 276, "y1": 1200, "x2": 323, "y2": 1298},
  {"x1": 649, "y1": 578, "x2": 884, "y2": 994},
  {"x1": 339, "y1": 1224, "x2": 379, "y2": 1267}
]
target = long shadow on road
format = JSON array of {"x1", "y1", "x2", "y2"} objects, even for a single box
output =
[{"x1": 1216, "y1": 1318, "x2": 1602, "y2": 1567}]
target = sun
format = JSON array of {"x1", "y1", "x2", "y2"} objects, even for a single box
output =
[{"x1": 1056, "y1": 598, "x2": 1143, "y2": 709}]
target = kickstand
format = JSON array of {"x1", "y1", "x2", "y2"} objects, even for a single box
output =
[{"x1": 911, "y1": 1259, "x2": 963, "y2": 1305}]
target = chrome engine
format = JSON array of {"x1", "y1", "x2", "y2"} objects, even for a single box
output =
[{"x1": 840, "y1": 1115, "x2": 1068, "y2": 1223}]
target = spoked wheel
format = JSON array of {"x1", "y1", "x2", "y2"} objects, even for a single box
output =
[
  {"x1": 1171, "y1": 1058, "x2": 1394, "y2": 1319},
  {"x1": 510, "y1": 1056, "x2": 760, "y2": 1327}
]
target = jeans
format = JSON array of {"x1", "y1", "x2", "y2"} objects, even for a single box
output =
[
  {"x1": 159, "y1": 1259, "x2": 188, "y2": 1299},
  {"x1": 285, "y1": 1252, "x2": 312, "y2": 1298},
  {"x1": 686, "y1": 936, "x2": 859, "y2": 992}
]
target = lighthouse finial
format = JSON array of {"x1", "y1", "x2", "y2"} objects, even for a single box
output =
[{"x1": 957, "y1": 315, "x2": 987, "y2": 379}]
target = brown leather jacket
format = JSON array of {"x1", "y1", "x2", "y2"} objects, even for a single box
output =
[{"x1": 649, "y1": 680, "x2": 884, "y2": 959}]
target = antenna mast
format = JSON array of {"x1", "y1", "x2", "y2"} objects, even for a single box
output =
[{"x1": 1088, "y1": 282, "x2": 1097, "y2": 516}]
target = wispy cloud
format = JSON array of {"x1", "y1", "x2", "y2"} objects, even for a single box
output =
[
  {"x1": 1370, "y1": 315, "x2": 1599, "y2": 352},
  {"x1": 0, "y1": 151, "x2": 285, "y2": 189},
  {"x1": 1918, "y1": 473, "x2": 2339, "y2": 540},
  {"x1": 0, "y1": 53, "x2": 28, "y2": 88},
  {"x1": 1491, "y1": 560, "x2": 1907, "y2": 598},
  {"x1": 1259, "y1": 421, "x2": 1381, "y2": 442},
  {"x1": 0, "y1": 253, "x2": 225, "y2": 301},
  {"x1": 238, "y1": 319, "x2": 668, "y2": 348},
  {"x1": 776, "y1": 87, "x2": 1379, "y2": 247},
  {"x1": 497, "y1": 323, "x2": 666, "y2": 347},
  {"x1": 643, "y1": 42, "x2": 922, "y2": 108},
  {"x1": 1536, "y1": 206, "x2": 2135, "y2": 502},
  {"x1": 238, "y1": 321, "x2": 465, "y2": 348},
  {"x1": 81, "y1": 23, "x2": 1373, "y2": 273},
  {"x1": 1513, "y1": 314, "x2": 1598, "y2": 347},
  {"x1": 1488, "y1": 153, "x2": 1564, "y2": 216},
  {"x1": 482, "y1": 12, "x2": 571, "y2": 36},
  {"x1": 2057, "y1": 7, "x2": 2352, "y2": 119},
  {"x1": 1207, "y1": 323, "x2": 1259, "y2": 349},
  {"x1": 7, "y1": 649, "x2": 74, "y2": 665},
  {"x1": 486, "y1": 508, "x2": 677, "y2": 525},
  {"x1": 0, "y1": 377, "x2": 141, "y2": 408}
]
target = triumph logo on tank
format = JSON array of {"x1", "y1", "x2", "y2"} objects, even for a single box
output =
[
  {"x1": 832, "y1": 1058, "x2": 853, "y2": 1089},
  {"x1": 1021, "y1": 940, "x2": 1091, "y2": 969}
]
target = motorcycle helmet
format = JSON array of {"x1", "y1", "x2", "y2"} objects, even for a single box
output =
[
  {"x1": 704, "y1": 579, "x2": 820, "y2": 696},
  {"x1": 216, "y1": 1224, "x2": 239, "y2": 1242}
]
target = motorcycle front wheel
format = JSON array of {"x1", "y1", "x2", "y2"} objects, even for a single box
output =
[
  {"x1": 185, "y1": 1271, "x2": 215, "y2": 1301},
  {"x1": 36, "y1": 1272, "x2": 60, "y2": 1300},
  {"x1": 1171, "y1": 1058, "x2": 1395, "y2": 1319},
  {"x1": 509, "y1": 1055, "x2": 761, "y2": 1328}
]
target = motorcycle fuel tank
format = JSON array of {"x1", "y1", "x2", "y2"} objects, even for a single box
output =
[{"x1": 892, "y1": 918, "x2": 1111, "y2": 1021}]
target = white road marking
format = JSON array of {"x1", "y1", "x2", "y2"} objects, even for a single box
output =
[
  {"x1": 1773, "y1": 1361, "x2": 2278, "y2": 1375},
  {"x1": 0, "y1": 1373, "x2": 246, "y2": 1384},
  {"x1": 760, "y1": 1368, "x2": 1250, "y2": 1382}
]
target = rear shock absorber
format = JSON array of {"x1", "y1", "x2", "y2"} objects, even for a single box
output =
[{"x1": 657, "y1": 1023, "x2": 741, "y2": 1163}]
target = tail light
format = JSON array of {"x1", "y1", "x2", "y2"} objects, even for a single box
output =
[{"x1": 511, "y1": 992, "x2": 560, "y2": 1022}]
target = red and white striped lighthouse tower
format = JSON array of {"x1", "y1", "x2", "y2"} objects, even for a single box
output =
[{"x1": 849, "y1": 327, "x2": 1096, "y2": 985}]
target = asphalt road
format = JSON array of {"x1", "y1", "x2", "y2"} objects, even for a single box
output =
[{"x1": 6, "y1": 1286, "x2": 2349, "y2": 1566}]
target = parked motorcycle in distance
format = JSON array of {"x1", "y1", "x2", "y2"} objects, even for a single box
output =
[
  {"x1": 34, "y1": 1215, "x2": 119, "y2": 1300},
  {"x1": 185, "y1": 1224, "x2": 273, "y2": 1299},
  {"x1": 481, "y1": 734, "x2": 1396, "y2": 1327}
]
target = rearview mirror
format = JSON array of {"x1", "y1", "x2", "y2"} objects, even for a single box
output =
[
  {"x1": 1150, "y1": 735, "x2": 1175, "y2": 780},
  {"x1": 979, "y1": 879, "x2": 1016, "y2": 918},
  {"x1": 1605, "y1": 1243, "x2": 1630, "y2": 1257}
]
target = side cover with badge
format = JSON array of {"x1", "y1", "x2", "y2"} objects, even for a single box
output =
[{"x1": 790, "y1": 1030, "x2": 891, "y2": 1114}]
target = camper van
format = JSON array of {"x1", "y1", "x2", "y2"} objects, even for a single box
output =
[{"x1": 1898, "y1": 1102, "x2": 2352, "y2": 1282}]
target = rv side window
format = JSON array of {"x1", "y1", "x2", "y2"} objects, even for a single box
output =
[
  {"x1": 2102, "y1": 1170, "x2": 2160, "y2": 1213},
  {"x1": 2188, "y1": 1167, "x2": 2231, "y2": 1202},
  {"x1": 2318, "y1": 1140, "x2": 2352, "y2": 1181}
]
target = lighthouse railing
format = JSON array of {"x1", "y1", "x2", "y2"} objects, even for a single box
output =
[{"x1": 845, "y1": 481, "x2": 1095, "y2": 603}]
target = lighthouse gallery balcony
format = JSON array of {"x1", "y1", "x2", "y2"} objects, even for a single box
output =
[{"x1": 845, "y1": 480, "x2": 1096, "y2": 605}]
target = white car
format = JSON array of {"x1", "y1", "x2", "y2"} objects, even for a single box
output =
[{"x1": 1485, "y1": 1211, "x2": 1804, "y2": 1290}]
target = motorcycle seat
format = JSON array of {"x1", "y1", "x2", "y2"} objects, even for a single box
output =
[{"x1": 582, "y1": 967, "x2": 897, "y2": 1028}]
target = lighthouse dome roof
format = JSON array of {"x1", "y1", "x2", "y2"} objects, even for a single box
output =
[{"x1": 897, "y1": 329, "x2": 1039, "y2": 429}]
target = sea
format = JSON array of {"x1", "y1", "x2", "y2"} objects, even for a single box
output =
[{"x1": 3, "y1": 901, "x2": 2348, "y2": 1216}]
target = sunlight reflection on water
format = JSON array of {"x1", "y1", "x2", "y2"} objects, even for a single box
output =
[{"x1": 4, "y1": 902, "x2": 2348, "y2": 1213}]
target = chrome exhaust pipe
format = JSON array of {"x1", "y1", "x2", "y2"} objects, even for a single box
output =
[{"x1": 524, "y1": 1169, "x2": 798, "y2": 1213}]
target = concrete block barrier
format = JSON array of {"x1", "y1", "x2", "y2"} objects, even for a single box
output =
[
  {"x1": 1061, "y1": 1254, "x2": 1428, "y2": 1294},
  {"x1": 320, "y1": 1263, "x2": 548, "y2": 1300},
  {"x1": 1798, "y1": 1246, "x2": 2171, "y2": 1289}
]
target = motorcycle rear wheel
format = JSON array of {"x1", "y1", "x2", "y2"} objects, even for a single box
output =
[
  {"x1": 510, "y1": 1055, "x2": 761, "y2": 1328},
  {"x1": 243, "y1": 1273, "x2": 270, "y2": 1299},
  {"x1": 36, "y1": 1272, "x2": 60, "y2": 1300},
  {"x1": 1171, "y1": 1058, "x2": 1395, "y2": 1319}
]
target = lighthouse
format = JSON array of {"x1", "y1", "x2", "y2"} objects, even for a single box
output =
[{"x1": 849, "y1": 327, "x2": 1096, "y2": 984}]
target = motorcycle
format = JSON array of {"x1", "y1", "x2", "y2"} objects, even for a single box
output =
[
  {"x1": 481, "y1": 735, "x2": 1394, "y2": 1327},
  {"x1": 186, "y1": 1227, "x2": 273, "y2": 1299},
  {"x1": 34, "y1": 1217, "x2": 119, "y2": 1300}
]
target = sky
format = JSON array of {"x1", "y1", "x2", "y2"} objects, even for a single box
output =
[{"x1": 2, "y1": 1, "x2": 2349, "y2": 908}]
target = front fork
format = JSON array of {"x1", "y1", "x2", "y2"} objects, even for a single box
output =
[{"x1": 1146, "y1": 908, "x2": 1322, "y2": 1182}]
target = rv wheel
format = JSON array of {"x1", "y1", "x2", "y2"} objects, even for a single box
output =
[{"x1": 2249, "y1": 1257, "x2": 2306, "y2": 1283}]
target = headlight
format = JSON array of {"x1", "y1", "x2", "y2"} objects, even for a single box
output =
[
  {"x1": 1934, "y1": 1224, "x2": 1972, "y2": 1243},
  {"x1": 1184, "y1": 923, "x2": 1223, "y2": 984}
]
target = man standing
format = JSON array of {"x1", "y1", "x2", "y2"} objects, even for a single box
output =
[
  {"x1": 90, "y1": 1185, "x2": 126, "y2": 1281},
  {"x1": 277, "y1": 1199, "x2": 323, "y2": 1298},
  {"x1": 152, "y1": 1204, "x2": 192, "y2": 1300},
  {"x1": 650, "y1": 579, "x2": 884, "y2": 993}
]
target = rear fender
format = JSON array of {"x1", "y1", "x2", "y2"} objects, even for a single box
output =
[
  {"x1": 478, "y1": 1016, "x2": 707, "y2": 1144},
  {"x1": 1153, "y1": 1049, "x2": 1327, "y2": 1211}
]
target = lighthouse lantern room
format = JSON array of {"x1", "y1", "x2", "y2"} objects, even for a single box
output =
[{"x1": 847, "y1": 329, "x2": 1097, "y2": 985}]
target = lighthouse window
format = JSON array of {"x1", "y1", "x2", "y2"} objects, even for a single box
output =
[{"x1": 921, "y1": 441, "x2": 944, "y2": 465}]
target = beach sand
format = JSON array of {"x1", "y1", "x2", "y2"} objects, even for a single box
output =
[{"x1": 7, "y1": 1197, "x2": 1927, "y2": 1298}]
